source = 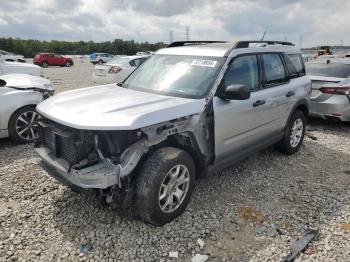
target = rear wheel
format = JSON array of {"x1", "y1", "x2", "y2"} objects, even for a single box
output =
[
  {"x1": 41, "y1": 61, "x2": 49, "y2": 68},
  {"x1": 9, "y1": 106, "x2": 39, "y2": 143},
  {"x1": 276, "y1": 110, "x2": 306, "y2": 154},
  {"x1": 136, "y1": 147, "x2": 195, "y2": 226},
  {"x1": 98, "y1": 59, "x2": 103, "y2": 64}
]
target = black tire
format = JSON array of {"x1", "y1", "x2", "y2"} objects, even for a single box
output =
[
  {"x1": 8, "y1": 105, "x2": 39, "y2": 143},
  {"x1": 41, "y1": 61, "x2": 49, "y2": 68},
  {"x1": 276, "y1": 110, "x2": 306, "y2": 154},
  {"x1": 98, "y1": 59, "x2": 103, "y2": 64},
  {"x1": 65, "y1": 61, "x2": 72, "y2": 67},
  {"x1": 135, "y1": 147, "x2": 196, "y2": 226}
]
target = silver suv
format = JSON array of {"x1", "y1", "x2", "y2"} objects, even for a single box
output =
[{"x1": 35, "y1": 40, "x2": 311, "y2": 226}]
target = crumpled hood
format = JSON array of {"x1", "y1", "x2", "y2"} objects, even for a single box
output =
[
  {"x1": 0, "y1": 74, "x2": 53, "y2": 90},
  {"x1": 37, "y1": 84, "x2": 206, "y2": 130}
]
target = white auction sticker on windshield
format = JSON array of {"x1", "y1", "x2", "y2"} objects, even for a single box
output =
[{"x1": 191, "y1": 59, "x2": 217, "y2": 67}]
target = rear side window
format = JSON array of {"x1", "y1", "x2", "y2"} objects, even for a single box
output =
[
  {"x1": 262, "y1": 54, "x2": 287, "y2": 85},
  {"x1": 284, "y1": 54, "x2": 305, "y2": 78},
  {"x1": 223, "y1": 55, "x2": 259, "y2": 91},
  {"x1": 129, "y1": 60, "x2": 136, "y2": 67}
]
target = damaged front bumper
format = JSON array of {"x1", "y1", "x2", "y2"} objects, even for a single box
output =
[{"x1": 36, "y1": 147, "x2": 120, "y2": 189}]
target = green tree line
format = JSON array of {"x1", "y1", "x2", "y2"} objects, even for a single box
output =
[{"x1": 0, "y1": 38, "x2": 166, "y2": 58}]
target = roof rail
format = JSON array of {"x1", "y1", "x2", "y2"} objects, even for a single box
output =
[
  {"x1": 235, "y1": 40, "x2": 294, "y2": 48},
  {"x1": 167, "y1": 41, "x2": 227, "y2": 48}
]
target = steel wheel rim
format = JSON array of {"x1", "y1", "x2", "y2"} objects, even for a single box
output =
[
  {"x1": 159, "y1": 164, "x2": 190, "y2": 213},
  {"x1": 15, "y1": 110, "x2": 39, "y2": 141},
  {"x1": 290, "y1": 118, "x2": 303, "y2": 147}
]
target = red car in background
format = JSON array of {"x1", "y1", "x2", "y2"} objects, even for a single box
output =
[{"x1": 33, "y1": 53, "x2": 74, "y2": 68}]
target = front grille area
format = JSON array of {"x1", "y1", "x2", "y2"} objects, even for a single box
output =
[{"x1": 38, "y1": 120, "x2": 94, "y2": 166}]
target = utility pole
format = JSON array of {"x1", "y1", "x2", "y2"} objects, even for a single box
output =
[
  {"x1": 169, "y1": 31, "x2": 173, "y2": 44},
  {"x1": 186, "y1": 26, "x2": 190, "y2": 41},
  {"x1": 298, "y1": 34, "x2": 303, "y2": 49}
]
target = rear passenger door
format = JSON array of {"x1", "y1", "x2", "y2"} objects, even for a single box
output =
[
  {"x1": 53, "y1": 54, "x2": 64, "y2": 65},
  {"x1": 259, "y1": 53, "x2": 292, "y2": 130}
]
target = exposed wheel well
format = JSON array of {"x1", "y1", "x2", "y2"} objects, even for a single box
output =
[
  {"x1": 295, "y1": 104, "x2": 308, "y2": 118},
  {"x1": 132, "y1": 134, "x2": 207, "y2": 182}
]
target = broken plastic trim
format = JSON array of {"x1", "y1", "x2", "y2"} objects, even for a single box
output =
[
  {"x1": 94, "y1": 134, "x2": 148, "y2": 187},
  {"x1": 283, "y1": 229, "x2": 318, "y2": 262}
]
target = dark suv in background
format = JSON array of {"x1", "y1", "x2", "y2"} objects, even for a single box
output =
[{"x1": 33, "y1": 53, "x2": 74, "y2": 68}]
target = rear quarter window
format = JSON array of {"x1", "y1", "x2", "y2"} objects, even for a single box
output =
[
  {"x1": 262, "y1": 53, "x2": 287, "y2": 85},
  {"x1": 284, "y1": 54, "x2": 305, "y2": 78}
]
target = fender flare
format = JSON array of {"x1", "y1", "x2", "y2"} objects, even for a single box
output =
[{"x1": 284, "y1": 99, "x2": 309, "y2": 130}]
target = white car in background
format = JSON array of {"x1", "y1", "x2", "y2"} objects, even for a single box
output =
[
  {"x1": 0, "y1": 74, "x2": 54, "y2": 143},
  {"x1": 0, "y1": 60, "x2": 42, "y2": 76},
  {"x1": 92, "y1": 55, "x2": 149, "y2": 84},
  {"x1": 0, "y1": 50, "x2": 25, "y2": 62},
  {"x1": 90, "y1": 53, "x2": 115, "y2": 64}
]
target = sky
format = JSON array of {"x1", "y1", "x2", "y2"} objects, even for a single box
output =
[{"x1": 0, "y1": 0, "x2": 349, "y2": 48}]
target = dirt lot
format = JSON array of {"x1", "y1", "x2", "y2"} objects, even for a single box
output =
[{"x1": 0, "y1": 60, "x2": 350, "y2": 261}]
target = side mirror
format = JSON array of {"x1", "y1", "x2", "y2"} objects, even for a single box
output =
[{"x1": 220, "y1": 84, "x2": 250, "y2": 100}]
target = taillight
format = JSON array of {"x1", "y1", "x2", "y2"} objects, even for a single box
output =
[
  {"x1": 109, "y1": 66, "x2": 122, "y2": 74},
  {"x1": 319, "y1": 86, "x2": 350, "y2": 95}
]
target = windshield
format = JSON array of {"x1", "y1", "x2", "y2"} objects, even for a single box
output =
[
  {"x1": 123, "y1": 54, "x2": 225, "y2": 98},
  {"x1": 306, "y1": 63, "x2": 350, "y2": 78}
]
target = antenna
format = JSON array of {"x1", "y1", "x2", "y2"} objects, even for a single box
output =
[{"x1": 261, "y1": 31, "x2": 267, "y2": 41}]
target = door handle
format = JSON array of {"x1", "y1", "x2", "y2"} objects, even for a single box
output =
[
  {"x1": 253, "y1": 100, "x2": 266, "y2": 107},
  {"x1": 286, "y1": 91, "x2": 295, "y2": 97}
]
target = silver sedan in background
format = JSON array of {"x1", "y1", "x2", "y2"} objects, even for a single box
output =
[
  {"x1": 306, "y1": 61, "x2": 350, "y2": 121},
  {"x1": 92, "y1": 55, "x2": 149, "y2": 84}
]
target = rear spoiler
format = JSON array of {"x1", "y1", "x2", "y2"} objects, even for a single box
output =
[{"x1": 308, "y1": 75, "x2": 344, "y2": 82}]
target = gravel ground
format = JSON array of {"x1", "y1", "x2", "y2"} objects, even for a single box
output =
[{"x1": 0, "y1": 61, "x2": 350, "y2": 261}]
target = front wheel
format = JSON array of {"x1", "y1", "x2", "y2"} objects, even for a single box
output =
[
  {"x1": 8, "y1": 106, "x2": 39, "y2": 143},
  {"x1": 135, "y1": 147, "x2": 196, "y2": 226},
  {"x1": 276, "y1": 110, "x2": 306, "y2": 154},
  {"x1": 65, "y1": 61, "x2": 72, "y2": 67}
]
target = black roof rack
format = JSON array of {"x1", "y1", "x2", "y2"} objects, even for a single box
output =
[
  {"x1": 167, "y1": 41, "x2": 227, "y2": 48},
  {"x1": 235, "y1": 40, "x2": 294, "y2": 48}
]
